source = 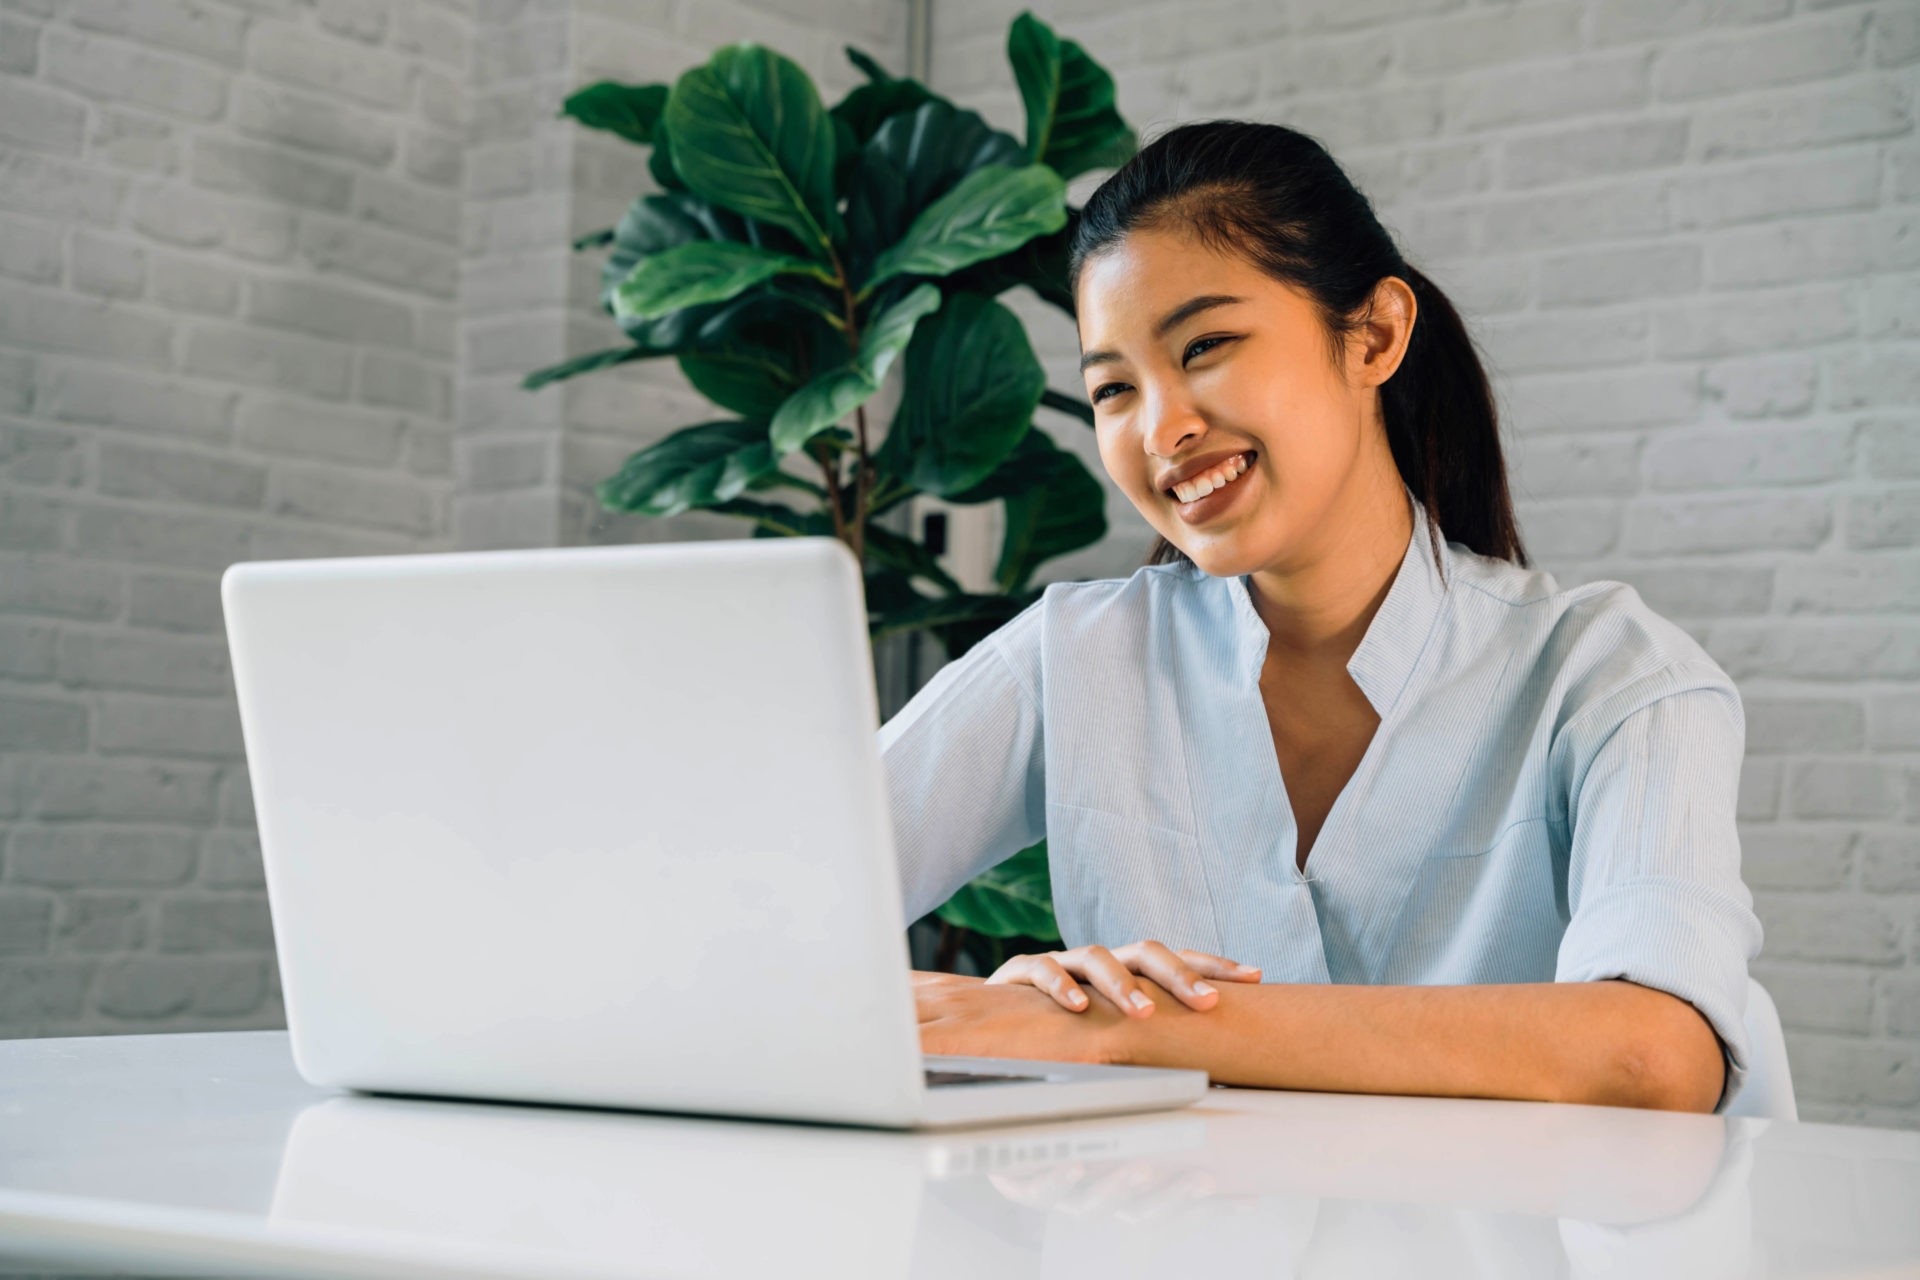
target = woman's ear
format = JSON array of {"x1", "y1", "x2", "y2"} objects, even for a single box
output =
[{"x1": 1351, "y1": 277, "x2": 1416, "y2": 388}]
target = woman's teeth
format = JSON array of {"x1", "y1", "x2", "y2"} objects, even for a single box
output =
[{"x1": 1170, "y1": 453, "x2": 1251, "y2": 504}]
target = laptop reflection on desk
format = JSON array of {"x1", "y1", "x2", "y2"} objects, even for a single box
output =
[{"x1": 267, "y1": 1093, "x2": 1210, "y2": 1279}]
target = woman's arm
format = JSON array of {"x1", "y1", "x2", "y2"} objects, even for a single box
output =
[
  {"x1": 915, "y1": 974, "x2": 1727, "y2": 1111},
  {"x1": 1109, "y1": 975, "x2": 1726, "y2": 1112},
  {"x1": 879, "y1": 603, "x2": 1047, "y2": 926}
]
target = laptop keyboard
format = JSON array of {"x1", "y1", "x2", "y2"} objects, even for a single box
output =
[{"x1": 925, "y1": 1068, "x2": 1050, "y2": 1087}]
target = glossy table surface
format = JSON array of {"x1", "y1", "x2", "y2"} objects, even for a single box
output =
[{"x1": 1, "y1": 1031, "x2": 1917, "y2": 1279}]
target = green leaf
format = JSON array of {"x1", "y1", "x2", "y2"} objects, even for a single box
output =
[
  {"x1": 844, "y1": 101, "x2": 1026, "y2": 283},
  {"x1": 869, "y1": 589, "x2": 1020, "y2": 640},
  {"x1": 571, "y1": 227, "x2": 615, "y2": 251},
  {"x1": 935, "y1": 841, "x2": 1059, "y2": 942},
  {"x1": 1007, "y1": 11, "x2": 1137, "y2": 182},
  {"x1": 649, "y1": 126, "x2": 685, "y2": 191},
  {"x1": 867, "y1": 587, "x2": 1037, "y2": 657},
  {"x1": 830, "y1": 76, "x2": 938, "y2": 149},
  {"x1": 675, "y1": 294, "x2": 818, "y2": 421},
  {"x1": 598, "y1": 192, "x2": 809, "y2": 349},
  {"x1": 769, "y1": 372, "x2": 885, "y2": 462},
  {"x1": 712, "y1": 493, "x2": 836, "y2": 538},
  {"x1": 560, "y1": 81, "x2": 669, "y2": 145},
  {"x1": 876, "y1": 292, "x2": 1043, "y2": 497},
  {"x1": 943, "y1": 424, "x2": 1057, "y2": 504},
  {"x1": 864, "y1": 163, "x2": 1066, "y2": 294},
  {"x1": 769, "y1": 283, "x2": 941, "y2": 456},
  {"x1": 860, "y1": 567, "x2": 927, "y2": 624},
  {"x1": 994, "y1": 429, "x2": 1106, "y2": 593},
  {"x1": 520, "y1": 345, "x2": 659, "y2": 392},
  {"x1": 830, "y1": 111, "x2": 861, "y2": 200},
  {"x1": 662, "y1": 42, "x2": 843, "y2": 260},
  {"x1": 534, "y1": 194, "x2": 822, "y2": 393},
  {"x1": 597, "y1": 420, "x2": 787, "y2": 517},
  {"x1": 863, "y1": 523, "x2": 960, "y2": 595},
  {"x1": 945, "y1": 205, "x2": 1078, "y2": 315},
  {"x1": 744, "y1": 468, "x2": 826, "y2": 499},
  {"x1": 612, "y1": 241, "x2": 832, "y2": 324},
  {"x1": 1009, "y1": 12, "x2": 1063, "y2": 159},
  {"x1": 845, "y1": 45, "x2": 893, "y2": 83}
]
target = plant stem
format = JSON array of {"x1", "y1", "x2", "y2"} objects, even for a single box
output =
[
  {"x1": 867, "y1": 476, "x2": 913, "y2": 517},
  {"x1": 812, "y1": 439, "x2": 847, "y2": 544},
  {"x1": 852, "y1": 403, "x2": 870, "y2": 565},
  {"x1": 760, "y1": 470, "x2": 827, "y2": 499},
  {"x1": 836, "y1": 269, "x2": 868, "y2": 572}
]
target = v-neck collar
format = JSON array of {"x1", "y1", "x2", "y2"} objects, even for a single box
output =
[{"x1": 1219, "y1": 484, "x2": 1452, "y2": 718}]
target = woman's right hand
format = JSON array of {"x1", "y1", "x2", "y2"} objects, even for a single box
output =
[{"x1": 984, "y1": 941, "x2": 1262, "y2": 1016}]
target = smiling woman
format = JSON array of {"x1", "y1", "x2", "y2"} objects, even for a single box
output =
[{"x1": 878, "y1": 119, "x2": 1763, "y2": 1116}]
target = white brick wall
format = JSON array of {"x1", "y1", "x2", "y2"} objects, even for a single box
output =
[
  {"x1": 931, "y1": 0, "x2": 1919, "y2": 1129},
  {"x1": 0, "y1": 0, "x2": 464, "y2": 1037},
  {"x1": 0, "y1": 0, "x2": 909, "y2": 1039}
]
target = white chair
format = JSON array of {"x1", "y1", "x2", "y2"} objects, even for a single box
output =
[{"x1": 1723, "y1": 976, "x2": 1796, "y2": 1121}]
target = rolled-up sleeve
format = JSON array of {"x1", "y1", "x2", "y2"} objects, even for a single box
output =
[
  {"x1": 1552, "y1": 663, "x2": 1765, "y2": 1114},
  {"x1": 878, "y1": 598, "x2": 1046, "y2": 927}
]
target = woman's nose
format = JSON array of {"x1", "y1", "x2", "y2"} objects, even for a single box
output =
[{"x1": 1142, "y1": 387, "x2": 1207, "y2": 457}]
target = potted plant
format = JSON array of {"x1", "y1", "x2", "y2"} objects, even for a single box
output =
[{"x1": 524, "y1": 11, "x2": 1137, "y2": 974}]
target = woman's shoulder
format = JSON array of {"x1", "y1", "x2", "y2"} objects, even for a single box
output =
[
  {"x1": 985, "y1": 560, "x2": 1211, "y2": 672},
  {"x1": 1026, "y1": 559, "x2": 1220, "y2": 641},
  {"x1": 1036, "y1": 558, "x2": 1201, "y2": 611},
  {"x1": 1444, "y1": 540, "x2": 1740, "y2": 729}
]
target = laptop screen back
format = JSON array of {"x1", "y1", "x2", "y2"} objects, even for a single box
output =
[{"x1": 221, "y1": 537, "x2": 924, "y2": 1126}]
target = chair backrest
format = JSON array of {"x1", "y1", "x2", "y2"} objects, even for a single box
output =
[{"x1": 1724, "y1": 976, "x2": 1796, "y2": 1121}]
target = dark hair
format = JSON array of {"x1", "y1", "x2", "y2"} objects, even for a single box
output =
[{"x1": 1068, "y1": 119, "x2": 1530, "y2": 582}]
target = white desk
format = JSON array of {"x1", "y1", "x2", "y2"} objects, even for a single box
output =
[{"x1": 1, "y1": 1031, "x2": 1916, "y2": 1280}]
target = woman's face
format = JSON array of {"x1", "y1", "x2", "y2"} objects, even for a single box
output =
[{"x1": 1075, "y1": 226, "x2": 1415, "y2": 579}]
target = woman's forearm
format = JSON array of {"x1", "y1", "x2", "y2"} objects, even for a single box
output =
[{"x1": 1112, "y1": 976, "x2": 1726, "y2": 1113}]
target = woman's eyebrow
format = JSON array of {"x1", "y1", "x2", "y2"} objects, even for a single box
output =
[{"x1": 1077, "y1": 294, "x2": 1247, "y2": 373}]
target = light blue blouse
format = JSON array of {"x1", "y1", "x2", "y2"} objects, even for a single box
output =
[{"x1": 877, "y1": 486, "x2": 1766, "y2": 1114}]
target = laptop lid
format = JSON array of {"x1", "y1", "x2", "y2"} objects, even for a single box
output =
[{"x1": 221, "y1": 536, "x2": 925, "y2": 1127}]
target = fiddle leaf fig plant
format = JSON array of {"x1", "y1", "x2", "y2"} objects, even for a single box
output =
[{"x1": 526, "y1": 10, "x2": 1137, "y2": 970}]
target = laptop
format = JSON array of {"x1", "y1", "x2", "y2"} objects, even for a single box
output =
[{"x1": 220, "y1": 535, "x2": 1209, "y2": 1130}]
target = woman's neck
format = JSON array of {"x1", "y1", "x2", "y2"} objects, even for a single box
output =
[{"x1": 1244, "y1": 478, "x2": 1415, "y2": 672}]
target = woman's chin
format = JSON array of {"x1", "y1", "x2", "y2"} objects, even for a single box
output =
[{"x1": 1169, "y1": 538, "x2": 1257, "y2": 579}]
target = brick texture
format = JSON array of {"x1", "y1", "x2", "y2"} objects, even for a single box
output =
[
  {"x1": 0, "y1": 0, "x2": 909, "y2": 1048},
  {"x1": 0, "y1": 0, "x2": 462, "y2": 1041}
]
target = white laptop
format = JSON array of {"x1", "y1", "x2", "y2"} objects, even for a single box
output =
[{"x1": 220, "y1": 535, "x2": 1208, "y2": 1130}]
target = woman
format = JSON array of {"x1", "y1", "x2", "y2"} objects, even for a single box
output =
[{"x1": 880, "y1": 119, "x2": 1762, "y2": 1114}]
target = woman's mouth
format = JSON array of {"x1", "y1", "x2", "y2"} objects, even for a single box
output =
[{"x1": 1167, "y1": 451, "x2": 1257, "y2": 524}]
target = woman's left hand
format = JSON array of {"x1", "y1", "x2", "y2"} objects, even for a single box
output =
[{"x1": 985, "y1": 941, "x2": 1261, "y2": 1016}]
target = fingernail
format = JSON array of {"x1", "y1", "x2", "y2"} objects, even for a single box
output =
[
  {"x1": 1067, "y1": 989, "x2": 1087, "y2": 1007},
  {"x1": 1192, "y1": 981, "x2": 1216, "y2": 997},
  {"x1": 1128, "y1": 991, "x2": 1153, "y2": 1011}
]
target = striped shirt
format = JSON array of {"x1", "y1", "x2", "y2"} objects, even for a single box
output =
[{"x1": 877, "y1": 486, "x2": 1765, "y2": 1113}]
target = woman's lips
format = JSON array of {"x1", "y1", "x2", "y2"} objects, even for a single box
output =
[
  {"x1": 1169, "y1": 451, "x2": 1257, "y2": 525},
  {"x1": 1163, "y1": 450, "x2": 1256, "y2": 501}
]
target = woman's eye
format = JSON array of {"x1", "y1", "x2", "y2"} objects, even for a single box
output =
[{"x1": 1088, "y1": 338, "x2": 1232, "y2": 405}]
